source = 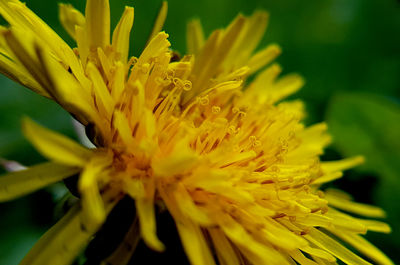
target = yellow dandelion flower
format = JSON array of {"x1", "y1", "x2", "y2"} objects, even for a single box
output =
[{"x1": 0, "y1": 0, "x2": 394, "y2": 265}]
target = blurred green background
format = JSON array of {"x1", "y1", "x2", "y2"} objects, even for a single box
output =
[{"x1": 0, "y1": 0, "x2": 399, "y2": 264}]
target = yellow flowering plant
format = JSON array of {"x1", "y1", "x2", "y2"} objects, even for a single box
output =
[{"x1": 0, "y1": 0, "x2": 394, "y2": 264}]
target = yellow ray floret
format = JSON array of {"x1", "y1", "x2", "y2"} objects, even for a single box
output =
[
  {"x1": 0, "y1": 162, "x2": 79, "y2": 202},
  {"x1": 112, "y1": 6, "x2": 134, "y2": 63},
  {"x1": 22, "y1": 117, "x2": 92, "y2": 166},
  {"x1": 147, "y1": 1, "x2": 168, "y2": 45},
  {"x1": 85, "y1": 0, "x2": 110, "y2": 49},
  {"x1": 186, "y1": 19, "x2": 205, "y2": 55},
  {"x1": 136, "y1": 198, "x2": 165, "y2": 252},
  {"x1": 59, "y1": 3, "x2": 85, "y2": 39}
]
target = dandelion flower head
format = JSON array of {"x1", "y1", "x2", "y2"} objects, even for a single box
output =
[{"x1": 0, "y1": 0, "x2": 393, "y2": 264}]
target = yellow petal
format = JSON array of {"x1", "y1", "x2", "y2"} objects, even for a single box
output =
[
  {"x1": 152, "y1": 139, "x2": 199, "y2": 177},
  {"x1": 22, "y1": 117, "x2": 92, "y2": 166},
  {"x1": 213, "y1": 150, "x2": 256, "y2": 167},
  {"x1": 312, "y1": 172, "x2": 343, "y2": 185},
  {"x1": 305, "y1": 228, "x2": 372, "y2": 265},
  {"x1": 122, "y1": 177, "x2": 145, "y2": 199},
  {"x1": 321, "y1": 156, "x2": 365, "y2": 174},
  {"x1": 79, "y1": 153, "x2": 112, "y2": 230},
  {"x1": 85, "y1": 0, "x2": 110, "y2": 49},
  {"x1": 198, "y1": 80, "x2": 242, "y2": 98},
  {"x1": 260, "y1": 219, "x2": 308, "y2": 251},
  {"x1": 158, "y1": 183, "x2": 221, "y2": 265},
  {"x1": 300, "y1": 245, "x2": 336, "y2": 263},
  {"x1": 147, "y1": 1, "x2": 168, "y2": 45},
  {"x1": 174, "y1": 183, "x2": 213, "y2": 226},
  {"x1": 221, "y1": 215, "x2": 287, "y2": 265},
  {"x1": 58, "y1": 3, "x2": 85, "y2": 39},
  {"x1": 184, "y1": 30, "x2": 220, "y2": 104},
  {"x1": 186, "y1": 19, "x2": 204, "y2": 55},
  {"x1": 133, "y1": 110, "x2": 158, "y2": 154},
  {"x1": 86, "y1": 61, "x2": 115, "y2": 119},
  {"x1": 209, "y1": 228, "x2": 241, "y2": 265},
  {"x1": 80, "y1": 181, "x2": 106, "y2": 231},
  {"x1": 129, "y1": 80, "x2": 146, "y2": 126},
  {"x1": 0, "y1": 51, "x2": 49, "y2": 97},
  {"x1": 110, "y1": 62, "x2": 126, "y2": 101},
  {"x1": 0, "y1": 1, "x2": 63, "y2": 59},
  {"x1": 289, "y1": 249, "x2": 319, "y2": 265},
  {"x1": 324, "y1": 190, "x2": 386, "y2": 218},
  {"x1": 75, "y1": 25, "x2": 89, "y2": 67},
  {"x1": 0, "y1": 162, "x2": 79, "y2": 202},
  {"x1": 0, "y1": 0, "x2": 87, "y2": 84},
  {"x1": 0, "y1": 27, "x2": 47, "y2": 97},
  {"x1": 324, "y1": 209, "x2": 367, "y2": 233},
  {"x1": 247, "y1": 44, "x2": 281, "y2": 74},
  {"x1": 295, "y1": 213, "x2": 334, "y2": 228},
  {"x1": 129, "y1": 31, "x2": 170, "y2": 86},
  {"x1": 270, "y1": 73, "x2": 304, "y2": 102},
  {"x1": 288, "y1": 123, "x2": 331, "y2": 159},
  {"x1": 136, "y1": 198, "x2": 165, "y2": 251},
  {"x1": 191, "y1": 178, "x2": 253, "y2": 204},
  {"x1": 184, "y1": 169, "x2": 236, "y2": 192},
  {"x1": 311, "y1": 256, "x2": 336, "y2": 265},
  {"x1": 329, "y1": 228, "x2": 394, "y2": 265},
  {"x1": 142, "y1": 31, "x2": 171, "y2": 61},
  {"x1": 251, "y1": 63, "x2": 282, "y2": 91},
  {"x1": 37, "y1": 44, "x2": 98, "y2": 125},
  {"x1": 113, "y1": 111, "x2": 135, "y2": 146},
  {"x1": 112, "y1": 6, "x2": 134, "y2": 63},
  {"x1": 141, "y1": 109, "x2": 157, "y2": 140},
  {"x1": 189, "y1": 15, "x2": 246, "y2": 99},
  {"x1": 240, "y1": 11, "x2": 269, "y2": 57},
  {"x1": 175, "y1": 218, "x2": 216, "y2": 265},
  {"x1": 3, "y1": 28, "x2": 52, "y2": 91},
  {"x1": 97, "y1": 47, "x2": 112, "y2": 81},
  {"x1": 223, "y1": 11, "x2": 269, "y2": 69},
  {"x1": 355, "y1": 219, "x2": 391, "y2": 233}
]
